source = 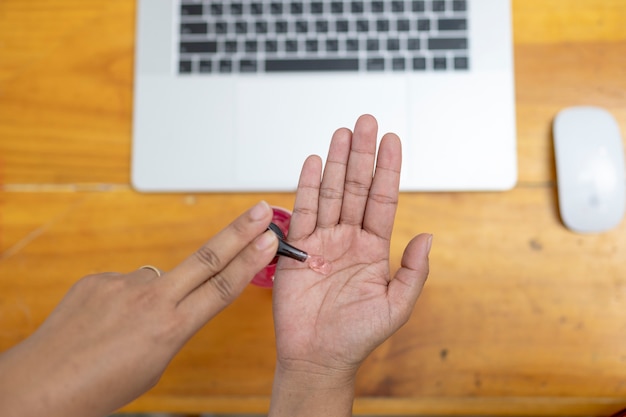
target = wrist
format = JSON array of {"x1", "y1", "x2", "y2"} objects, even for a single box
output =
[
  {"x1": 269, "y1": 359, "x2": 357, "y2": 417},
  {"x1": 275, "y1": 357, "x2": 358, "y2": 390}
]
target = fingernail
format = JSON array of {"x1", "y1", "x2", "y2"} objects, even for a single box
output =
[
  {"x1": 255, "y1": 230, "x2": 277, "y2": 250},
  {"x1": 250, "y1": 200, "x2": 270, "y2": 221},
  {"x1": 426, "y1": 234, "x2": 433, "y2": 255}
]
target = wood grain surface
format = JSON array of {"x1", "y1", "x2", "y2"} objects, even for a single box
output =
[{"x1": 1, "y1": 0, "x2": 626, "y2": 415}]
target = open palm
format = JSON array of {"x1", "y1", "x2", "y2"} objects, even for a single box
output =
[{"x1": 273, "y1": 115, "x2": 431, "y2": 377}]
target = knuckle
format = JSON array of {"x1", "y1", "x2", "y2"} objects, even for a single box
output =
[
  {"x1": 319, "y1": 185, "x2": 343, "y2": 201},
  {"x1": 368, "y1": 191, "x2": 398, "y2": 206},
  {"x1": 193, "y1": 245, "x2": 222, "y2": 271},
  {"x1": 344, "y1": 179, "x2": 371, "y2": 197},
  {"x1": 209, "y1": 273, "x2": 237, "y2": 303},
  {"x1": 293, "y1": 205, "x2": 317, "y2": 217},
  {"x1": 71, "y1": 272, "x2": 119, "y2": 295}
]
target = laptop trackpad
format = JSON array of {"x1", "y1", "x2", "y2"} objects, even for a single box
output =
[{"x1": 234, "y1": 76, "x2": 409, "y2": 190}]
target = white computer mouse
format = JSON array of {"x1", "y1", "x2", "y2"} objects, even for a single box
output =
[{"x1": 553, "y1": 106, "x2": 625, "y2": 233}]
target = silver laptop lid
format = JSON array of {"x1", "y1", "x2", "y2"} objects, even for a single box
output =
[{"x1": 132, "y1": 0, "x2": 516, "y2": 192}]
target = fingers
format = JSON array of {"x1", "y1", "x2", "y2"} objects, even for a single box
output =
[
  {"x1": 293, "y1": 114, "x2": 401, "y2": 238},
  {"x1": 339, "y1": 114, "x2": 378, "y2": 226},
  {"x1": 165, "y1": 201, "x2": 275, "y2": 301},
  {"x1": 289, "y1": 155, "x2": 323, "y2": 241},
  {"x1": 387, "y1": 233, "x2": 433, "y2": 326},
  {"x1": 363, "y1": 133, "x2": 402, "y2": 240},
  {"x1": 179, "y1": 229, "x2": 278, "y2": 329},
  {"x1": 316, "y1": 128, "x2": 351, "y2": 228}
]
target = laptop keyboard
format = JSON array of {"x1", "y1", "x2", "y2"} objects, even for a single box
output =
[{"x1": 178, "y1": 0, "x2": 470, "y2": 74}]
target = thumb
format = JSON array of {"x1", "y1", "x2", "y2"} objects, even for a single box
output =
[{"x1": 387, "y1": 233, "x2": 432, "y2": 326}]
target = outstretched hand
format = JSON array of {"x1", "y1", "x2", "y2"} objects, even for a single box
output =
[
  {"x1": 0, "y1": 202, "x2": 278, "y2": 417},
  {"x1": 272, "y1": 115, "x2": 432, "y2": 389}
]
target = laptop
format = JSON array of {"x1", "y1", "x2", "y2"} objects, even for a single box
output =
[{"x1": 132, "y1": 0, "x2": 516, "y2": 192}]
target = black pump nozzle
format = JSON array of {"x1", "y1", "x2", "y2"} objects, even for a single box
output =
[{"x1": 267, "y1": 223, "x2": 309, "y2": 263}]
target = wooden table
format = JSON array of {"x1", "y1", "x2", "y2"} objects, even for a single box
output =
[{"x1": 1, "y1": 1, "x2": 626, "y2": 415}]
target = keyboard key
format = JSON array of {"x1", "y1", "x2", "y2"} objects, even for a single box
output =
[
  {"x1": 290, "y1": 2, "x2": 303, "y2": 14},
  {"x1": 181, "y1": 4, "x2": 203, "y2": 16},
  {"x1": 265, "y1": 40, "x2": 278, "y2": 52},
  {"x1": 285, "y1": 39, "x2": 298, "y2": 52},
  {"x1": 331, "y1": 2, "x2": 343, "y2": 13},
  {"x1": 210, "y1": 3, "x2": 223, "y2": 16},
  {"x1": 250, "y1": 3, "x2": 263, "y2": 15},
  {"x1": 428, "y1": 37, "x2": 468, "y2": 50},
  {"x1": 296, "y1": 20, "x2": 308, "y2": 33},
  {"x1": 397, "y1": 19, "x2": 411, "y2": 32},
  {"x1": 270, "y1": 2, "x2": 283, "y2": 14},
  {"x1": 179, "y1": 60, "x2": 193, "y2": 73},
  {"x1": 431, "y1": 0, "x2": 446, "y2": 12},
  {"x1": 346, "y1": 38, "x2": 360, "y2": 51},
  {"x1": 392, "y1": 57, "x2": 406, "y2": 70},
  {"x1": 215, "y1": 21, "x2": 227, "y2": 34},
  {"x1": 391, "y1": 1, "x2": 405, "y2": 12},
  {"x1": 219, "y1": 60, "x2": 233, "y2": 73},
  {"x1": 412, "y1": 1, "x2": 426, "y2": 12},
  {"x1": 438, "y1": 18, "x2": 468, "y2": 31},
  {"x1": 231, "y1": 3, "x2": 243, "y2": 15},
  {"x1": 454, "y1": 56, "x2": 469, "y2": 70},
  {"x1": 387, "y1": 38, "x2": 400, "y2": 51},
  {"x1": 367, "y1": 39, "x2": 380, "y2": 51},
  {"x1": 181, "y1": 22, "x2": 208, "y2": 34},
  {"x1": 357, "y1": 19, "x2": 369, "y2": 32},
  {"x1": 240, "y1": 59, "x2": 257, "y2": 72},
  {"x1": 180, "y1": 41, "x2": 217, "y2": 54},
  {"x1": 336, "y1": 19, "x2": 349, "y2": 32},
  {"x1": 275, "y1": 20, "x2": 288, "y2": 33},
  {"x1": 408, "y1": 38, "x2": 421, "y2": 50},
  {"x1": 235, "y1": 21, "x2": 247, "y2": 34},
  {"x1": 377, "y1": 19, "x2": 390, "y2": 32},
  {"x1": 372, "y1": 2, "x2": 385, "y2": 13},
  {"x1": 413, "y1": 56, "x2": 427, "y2": 70},
  {"x1": 311, "y1": 2, "x2": 324, "y2": 14},
  {"x1": 255, "y1": 21, "x2": 268, "y2": 34},
  {"x1": 316, "y1": 20, "x2": 329, "y2": 33},
  {"x1": 352, "y1": 1, "x2": 364, "y2": 13},
  {"x1": 199, "y1": 60, "x2": 212, "y2": 73},
  {"x1": 306, "y1": 39, "x2": 319, "y2": 52},
  {"x1": 367, "y1": 58, "x2": 385, "y2": 71},
  {"x1": 265, "y1": 58, "x2": 359, "y2": 72},
  {"x1": 417, "y1": 19, "x2": 431, "y2": 31},
  {"x1": 433, "y1": 56, "x2": 447, "y2": 70},
  {"x1": 224, "y1": 40, "x2": 237, "y2": 53},
  {"x1": 245, "y1": 40, "x2": 258, "y2": 53},
  {"x1": 326, "y1": 39, "x2": 339, "y2": 52},
  {"x1": 453, "y1": 0, "x2": 467, "y2": 11}
]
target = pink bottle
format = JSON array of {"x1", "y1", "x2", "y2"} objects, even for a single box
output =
[{"x1": 251, "y1": 207, "x2": 291, "y2": 288}]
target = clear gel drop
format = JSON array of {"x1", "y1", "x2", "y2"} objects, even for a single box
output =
[{"x1": 306, "y1": 255, "x2": 332, "y2": 275}]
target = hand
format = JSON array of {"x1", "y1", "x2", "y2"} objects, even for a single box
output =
[
  {"x1": 0, "y1": 201, "x2": 278, "y2": 417},
  {"x1": 269, "y1": 115, "x2": 432, "y2": 416}
]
